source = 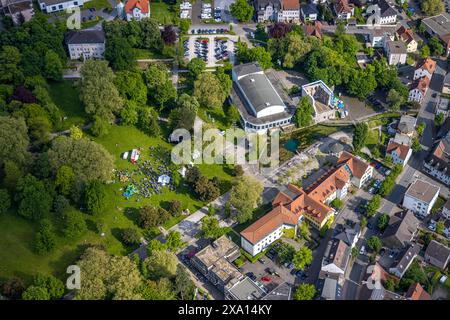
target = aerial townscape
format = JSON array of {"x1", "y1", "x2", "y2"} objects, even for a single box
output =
[{"x1": 1, "y1": 0, "x2": 450, "y2": 304}]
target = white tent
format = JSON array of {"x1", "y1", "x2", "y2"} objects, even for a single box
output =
[
  {"x1": 158, "y1": 174, "x2": 171, "y2": 186},
  {"x1": 178, "y1": 166, "x2": 187, "y2": 177}
]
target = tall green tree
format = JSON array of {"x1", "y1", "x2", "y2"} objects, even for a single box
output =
[
  {"x1": 80, "y1": 60, "x2": 123, "y2": 122},
  {"x1": 230, "y1": 0, "x2": 254, "y2": 22},
  {"x1": 55, "y1": 165, "x2": 75, "y2": 196},
  {"x1": 47, "y1": 136, "x2": 115, "y2": 183},
  {"x1": 0, "y1": 188, "x2": 11, "y2": 215},
  {"x1": 16, "y1": 174, "x2": 52, "y2": 221},
  {"x1": 0, "y1": 116, "x2": 30, "y2": 167},
  {"x1": 293, "y1": 97, "x2": 314, "y2": 128},
  {"x1": 230, "y1": 175, "x2": 264, "y2": 223},
  {"x1": 293, "y1": 284, "x2": 316, "y2": 300},
  {"x1": 114, "y1": 70, "x2": 147, "y2": 105},
  {"x1": 193, "y1": 72, "x2": 226, "y2": 109},
  {"x1": 353, "y1": 123, "x2": 368, "y2": 152},
  {"x1": 43, "y1": 50, "x2": 63, "y2": 81},
  {"x1": 105, "y1": 37, "x2": 136, "y2": 71},
  {"x1": 84, "y1": 180, "x2": 106, "y2": 215},
  {"x1": 293, "y1": 246, "x2": 313, "y2": 270},
  {"x1": 421, "y1": 0, "x2": 444, "y2": 16}
]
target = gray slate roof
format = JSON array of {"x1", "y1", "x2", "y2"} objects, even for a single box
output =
[
  {"x1": 66, "y1": 29, "x2": 105, "y2": 45},
  {"x1": 425, "y1": 240, "x2": 450, "y2": 267},
  {"x1": 382, "y1": 210, "x2": 419, "y2": 248},
  {"x1": 377, "y1": 0, "x2": 397, "y2": 18}
]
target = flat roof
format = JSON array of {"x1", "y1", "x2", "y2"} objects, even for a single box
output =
[
  {"x1": 227, "y1": 277, "x2": 266, "y2": 300},
  {"x1": 405, "y1": 179, "x2": 440, "y2": 203}
]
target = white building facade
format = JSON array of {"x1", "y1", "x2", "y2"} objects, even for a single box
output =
[
  {"x1": 38, "y1": 0, "x2": 83, "y2": 13},
  {"x1": 403, "y1": 180, "x2": 440, "y2": 216}
]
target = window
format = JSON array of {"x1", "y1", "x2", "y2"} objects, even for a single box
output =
[
  {"x1": 73, "y1": 1, "x2": 78, "y2": 4},
  {"x1": 58, "y1": 4, "x2": 63, "y2": 9},
  {"x1": 52, "y1": 5, "x2": 56, "y2": 10}
]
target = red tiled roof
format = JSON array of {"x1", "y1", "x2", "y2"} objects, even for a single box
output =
[
  {"x1": 396, "y1": 26, "x2": 415, "y2": 44},
  {"x1": 125, "y1": 0, "x2": 149, "y2": 14},
  {"x1": 241, "y1": 184, "x2": 332, "y2": 244},
  {"x1": 305, "y1": 21, "x2": 322, "y2": 39},
  {"x1": 405, "y1": 283, "x2": 431, "y2": 300},
  {"x1": 240, "y1": 204, "x2": 300, "y2": 244},
  {"x1": 386, "y1": 140, "x2": 410, "y2": 160},
  {"x1": 417, "y1": 58, "x2": 436, "y2": 75},
  {"x1": 337, "y1": 151, "x2": 370, "y2": 179},
  {"x1": 305, "y1": 166, "x2": 351, "y2": 203},
  {"x1": 335, "y1": 0, "x2": 352, "y2": 14},
  {"x1": 281, "y1": 0, "x2": 300, "y2": 10},
  {"x1": 411, "y1": 76, "x2": 430, "y2": 95}
]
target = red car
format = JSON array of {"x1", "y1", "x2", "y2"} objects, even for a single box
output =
[{"x1": 261, "y1": 276, "x2": 271, "y2": 282}]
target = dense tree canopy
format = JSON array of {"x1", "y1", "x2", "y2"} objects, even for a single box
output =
[
  {"x1": 193, "y1": 73, "x2": 227, "y2": 109},
  {"x1": 114, "y1": 70, "x2": 147, "y2": 105},
  {"x1": 16, "y1": 174, "x2": 52, "y2": 221},
  {"x1": 293, "y1": 97, "x2": 314, "y2": 128},
  {"x1": 230, "y1": 175, "x2": 264, "y2": 223},
  {"x1": 76, "y1": 247, "x2": 143, "y2": 300},
  {"x1": 80, "y1": 60, "x2": 123, "y2": 122},
  {"x1": 0, "y1": 116, "x2": 30, "y2": 167},
  {"x1": 47, "y1": 136, "x2": 115, "y2": 183},
  {"x1": 230, "y1": 0, "x2": 254, "y2": 22}
]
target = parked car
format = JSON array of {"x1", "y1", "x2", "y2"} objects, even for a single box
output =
[
  {"x1": 258, "y1": 258, "x2": 266, "y2": 264},
  {"x1": 359, "y1": 245, "x2": 366, "y2": 255},
  {"x1": 246, "y1": 272, "x2": 256, "y2": 281}
]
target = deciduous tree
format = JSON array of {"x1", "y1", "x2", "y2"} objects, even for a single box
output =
[{"x1": 230, "y1": 175, "x2": 264, "y2": 223}]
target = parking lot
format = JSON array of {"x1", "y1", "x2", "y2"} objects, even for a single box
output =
[
  {"x1": 184, "y1": 35, "x2": 236, "y2": 67},
  {"x1": 239, "y1": 242, "x2": 311, "y2": 293}
]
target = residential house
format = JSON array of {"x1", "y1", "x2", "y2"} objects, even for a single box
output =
[
  {"x1": 255, "y1": 0, "x2": 280, "y2": 22},
  {"x1": 414, "y1": 58, "x2": 436, "y2": 81},
  {"x1": 403, "y1": 179, "x2": 440, "y2": 217},
  {"x1": 388, "y1": 243, "x2": 422, "y2": 278},
  {"x1": 255, "y1": 0, "x2": 300, "y2": 23},
  {"x1": 301, "y1": 80, "x2": 336, "y2": 123},
  {"x1": 335, "y1": 151, "x2": 373, "y2": 188},
  {"x1": 358, "y1": 263, "x2": 405, "y2": 300},
  {"x1": 424, "y1": 131, "x2": 450, "y2": 186},
  {"x1": 386, "y1": 139, "x2": 412, "y2": 167},
  {"x1": 424, "y1": 240, "x2": 450, "y2": 270},
  {"x1": 334, "y1": 224, "x2": 361, "y2": 249},
  {"x1": 125, "y1": 0, "x2": 150, "y2": 21},
  {"x1": 300, "y1": 2, "x2": 318, "y2": 22},
  {"x1": 395, "y1": 25, "x2": 418, "y2": 53},
  {"x1": 321, "y1": 238, "x2": 351, "y2": 276},
  {"x1": 66, "y1": 29, "x2": 106, "y2": 60},
  {"x1": 278, "y1": 0, "x2": 300, "y2": 23},
  {"x1": 356, "y1": 52, "x2": 371, "y2": 68},
  {"x1": 334, "y1": 0, "x2": 353, "y2": 20},
  {"x1": 408, "y1": 76, "x2": 430, "y2": 103},
  {"x1": 382, "y1": 210, "x2": 419, "y2": 250},
  {"x1": 320, "y1": 276, "x2": 343, "y2": 300},
  {"x1": 396, "y1": 115, "x2": 417, "y2": 137},
  {"x1": 37, "y1": 0, "x2": 83, "y2": 13},
  {"x1": 443, "y1": 198, "x2": 450, "y2": 219},
  {"x1": 262, "y1": 282, "x2": 293, "y2": 300},
  {"x1": 421, "y1": 13, "x2": 450, "y2": 56},
  {"x1": 0, "y1": 0, "x2": 34, "y2": 25},
  {"x1": 435, "y1": 97, "x2": 450, "y2": 118},
  {"x1": 192, "y1": 235, "x2": 265, "y2": 300},
  {"x1": 442, "y1": 72, "x2": 450, "y2": 94},
  {"x1": 375, "y1": 0, "x2": 397, "y2": 25},
  {"x1": 369, "y1": 29, "x2": 395, "y2": 48},
  {"x1": 303, "y1": 20, "x2": 322, "y2": 39},
  {"x1": 405, "y1": 283, "x2": 431, "y2": 300},
  {"x1": 384, "y1": 40, "x2": 407, "y2": 66}
]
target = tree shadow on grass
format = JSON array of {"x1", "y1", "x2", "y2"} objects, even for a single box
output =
[{"x1": 123, "y1": 207, "x2": 140, "y2": 226}]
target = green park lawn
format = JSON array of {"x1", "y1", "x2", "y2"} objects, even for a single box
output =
[
  {"x1": 150, "y1": 3, "x2": 177, "y2": 25},
  {"x1": 48, "y1": 81, "x2": 88, "y2": 131},
  {"x1": 0, "y1": 124, "x2": 234, "y2": 282},
  {"x1": 82, "y1": 0, "x2": 112, "y2": 10}
]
